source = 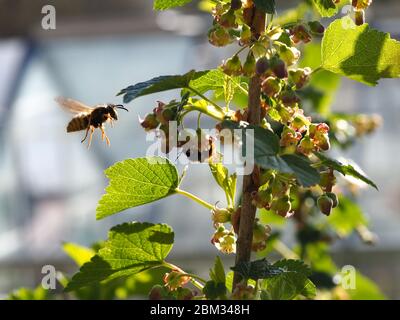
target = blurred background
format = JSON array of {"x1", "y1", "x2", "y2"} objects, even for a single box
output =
[{"x1": 0, "y1": 0, "x2": 399, "y2": 298}]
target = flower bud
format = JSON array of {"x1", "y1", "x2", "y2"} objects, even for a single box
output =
[
  {"x1": 278, "y1": 44, "x2": 300, "y2": 66},
  {"x1": 153, "y1": 100, "x2": 166, "y2": 122},
  {"x1": 280, "y1": 126, "x2": 302, "y2": 147},
  {"x1": 310, "y1": 124, "x2": 330, "y2": 151},
  {"x1": 231, "y1": 283, "x2": 255, "y2": 300},
  {"x1": 218, "y1": 9, "x2": 237, "y2": 28},
  {"x1": 208, "y1": 25, "x2": 232, "y2": 47},
  {"x1": 280, "y1": 90, "x2": 300, "y2": 106},
  {"x1": 222, "y1": 55, "x2": 242, "y2": 76},
  {"x1": 176, "y1": 288, "x2": 195, "y2": 300},
  {"x1": 289, "y1": 67, "x2": 311, "y2": 89},
  {"x1": 297, "y1": 135, "x2": 314, "y2": 156},
  {"x1": 251, "y1": 189, "x2": 273, "y2": 208},
  {"x1": 253, "y1": 221, "x2": 271, "y2": 243},
  {"x1": 242, "y1": 52, "x2": 256, "y2": 77},
  {"x1": 325, "y1": 192, "x2": 339, "y2": 208},
  {"x1": 156, "y1": 108, "x2": 176, "y2": 124},
  {"x1": 140, "y1": 113, "x2": 159, "y2": 131},
  {"x1": 261, "y1": 76, "x2": 282, "y2": 97},
  {"x1": 271, "y1": 179, "x2": 290, "y2": 198},
  {"x1": 211, "y1": 225, "x2": 227, "y2": 244},
  {"x1": 307, "y1": 21, "x2": 325, "y2": 35},
  {"x1": 252, "y1": 43, "x2": 267, "y2": 59},
  {"x1": 270, "y1": 195, "x2": 292, "y2": 217},
  {"x1": 290, "y1": 24, "x2": 312, "y2": 44},
  {"x1": 212, "y1": 3, "x2": 227, "y2": 18},
  {"x1": 211, "y1": 207, "x2": 232, "y2": 226},
  {"x1": 270, "y1": 56, "x2": 288, "y2": 79},
  {"x1": 149, "y1": 285, "x2": 167, "y2": 300},
  {"x1": 317, "y1": 194, "x2": 333, "y2": 216},
  {"x1": 319, "y1": 170, "x2": 336, "y2": 189},
  {"x1": 230, "y1": 0, "x2": 242, "y2": 10},
  {"x1": 163, "y1": 270, "x2": 191, "y2": 291},
  {"x1": 218, "y1": 233, "x2": 236, "y2": 254},
  {"x1": 276, "y1": 105, "x2": 294, "y2": 123},
  {"x1": 291, "y1": 114, "x2": 311, "y2": 132},
  {"x1": 309, "y1": 123, "x2": 329, "y2": 139},
  {"x1": 255, "y1": 57, "x2": 270, "y2": 76},
  {"x1": 252, "y1": 222, "x2": 271, "y2": 251},
  {"x1": 315, "y1": 133, "x2": 330, "y2": 151},
  {"x1": 240, "y1": 24, "x2": 252, "y2": 45}
]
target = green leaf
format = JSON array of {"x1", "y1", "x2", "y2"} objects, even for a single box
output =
[
  {"x1": 347, "y1": 272, "x2": 386, "y2": 300},
  {"x1": 8, "y1": 286, "x2": 51, "y2": 300},
  {"x1": 273, "y1": 259, "x2": 312, "y2": 277},
  {"x1": 302, "y1": 242, "x2": 337, "y2": 274},
  {"x1": 227, "y1": 173, "x2": 237, "y2": 205},
  {"x1": 188, "y1": 69, "x2": 246, "y2": 98},
  {"x1": 187, "y1": 69, "x2": 224, "y2": 94},
  {"x1": 221, "y1": 121, "x2": 320, "y2": 187},
  {"x1": 221, "y1": 120, "x2": 279, "y2": 155},
  {"x1": 65, "y1": 268, "x2": 168, "y2": 300},
  {"x1": 118, "y1": 69, "x2": 245, "y2": 106},
  {"x1": 273, "y1": 3, "x2": 309, "y2": 26},
  {"x1": 261, "y1": 259, "x2": 315, "y2": 300},
  {"x1": 96, "y1": 157, "x2": 179, "y2": 219},
  {"x1": 299, "y1": 42, "x2": 340, "y2": 115},
  {"x1": 280, "y1": 154, "x2": 320, "y2": 187},
  {"x1": 252, "y1": 126, "x2": 281, "y2": 158},
  {"x1": 314, "y1": 152, "x2": 378, "y2": 189},
  {"x1": 210, "y1": 256, "x2": 226, "y2": 284},
  {"x1": 63, "y1": 243, "x2": 95, "y2": 267},
  {"x1": 118, "y1": 70, "x2": 200, "y2": 103},
  {"x1": 253, "y1": 0, "x2": 276, "y2": 14},
  {"x1": 321, "y1": 17, "x2": 400, "y2": 85},
  {"x1": 223, "y1": 75, "x2": 234, "y2": 107},
  {"x1": 300, "y1": 279, "x2": 317, "y2": 298},
  {"x1": 311, "y1": 0, "x2": 338, "y2": 17},
  {"x1": 261, "y1": 279, "x2": 316, "y2": 300},
  {"x1": 231, "y1": 258, "x2": 285, "y2": 281},
  {"x1": 225, "y1": 271, "x2": 256, "y2": 293},
  {"x1": 209, "y1": 162, "x2": 237, "y2": 204},
  {"x1": 259, "y1": 208, "x2": 286, "y2": 226},
  {"x1": 329, "y1": 196, "x2": 367, "y2": 237},
  {"x1": 65, "y1": 222, "x2": 174, "y2": 291},
  {"x1": 209, "y1": 162, "x2": 228, "y2": 190},
  {"x1": 203, "y1": 281, "x2": 227, "y2": 300},
  {"x1": 154, "y1": 0, "x2": 193, "y2": 10}
]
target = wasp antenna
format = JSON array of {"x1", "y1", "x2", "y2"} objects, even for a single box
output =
[{"x1": 115, "y1": 105, "x2": 128, "y2": 112}]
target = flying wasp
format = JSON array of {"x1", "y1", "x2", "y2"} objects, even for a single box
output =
[{"x1": 56, "y1": 97, "x2": 128, "y2": 147}]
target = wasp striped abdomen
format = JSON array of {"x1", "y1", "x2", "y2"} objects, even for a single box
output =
[{"x1": 67, "y1": 114, "x2": 90, "y2": 132}]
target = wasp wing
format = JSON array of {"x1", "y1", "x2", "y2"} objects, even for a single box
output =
[{"x1": 55, "y1": 96, "x2": 94, "y2": 114}]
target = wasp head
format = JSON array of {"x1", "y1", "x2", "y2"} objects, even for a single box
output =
[{"x1": 107, "y1": 104, "x2": 128, "y2": 120}]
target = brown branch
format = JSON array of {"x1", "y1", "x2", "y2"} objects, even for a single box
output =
[{"x1": 233, "y1": 5, "x2": 266, "y2": 289}]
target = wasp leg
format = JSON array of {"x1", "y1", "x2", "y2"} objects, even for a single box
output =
[
  {"x1": 107, "y1": 115, "x2": 114, "y2": 128},
  {"x1": 100, "y1": 126, "x2": 111, "y2": 146},
  {"x1": 87, "y1": 126, "x2": 95, "y2": 148},
  {"x1": 81, "y1": 126, "x2": 90, "y2": 143}
]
